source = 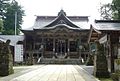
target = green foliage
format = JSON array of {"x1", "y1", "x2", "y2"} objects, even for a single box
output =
[
  {"x1": 99, "y1": 3, "x2": 112, "y2": 20},
  {"x1": 0, "y1": 18, "x2": 3, "y2": 32},
  {"x1": 0, "y1": 0, "x2": 10, "y2": 19},
  {"x1": 115, "y1": 59, "x2": 120, "y2": 65},
  {"x1": 111, "y1": 59, "x2": 120, "y2": 81},
  {"x1": 100, "y1": 78, "x2": 113, "y2": 81},
  {"x1": 112, "y1": 0, "x2": 120, "y2": 19},
  {"x1": 99, "y1": 0, "x2": 120, "y2": 20},
  {"x1": 111, "y1": 72, "x2": 120, "y2": 81},
  {"x1": 2, "y1": 0, "x2": 24, "y2": 35}
]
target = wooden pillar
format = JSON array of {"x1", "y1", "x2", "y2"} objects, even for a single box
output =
[
  {"x1": 24, "y1": 35, "x2": 27, "y2": 63},
  {"x1": 53, "y1": 38, "x2": 55, "y2": 58},
  {"x1": 86, "y1": 43, "x2": 94, "y2": 65},
  {"x1": 33, "y1": 37, "x2": 35, "y2": 51},
  {"x1": 55, "y1": 39, "x2": 58, "y2": 55},
  {"x1": 108, "y1": 34, "x2": 112, "y2": 72},
  {"x1": 64, "y1": 40, "x2": 66, "y2": 55},
  {"x1": 28, "y1": 52, "x2": 33, "y2": 65},
  {"x1": 41, "y1": 33, "x2": 44, "y2": 58},
  {"x1": 67, "y1": 39, "x2": 70, "y2": 58},
  {"x1": 84, "y1": 54, "x2": 86, "y2": 61},
  {"x1": 79, "y1": 33, "x2": 82, "y2": 59}
]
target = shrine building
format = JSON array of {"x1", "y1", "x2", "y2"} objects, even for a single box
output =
[{"x1": 21, "y1": 10, "x2": 90, "y2": 64}]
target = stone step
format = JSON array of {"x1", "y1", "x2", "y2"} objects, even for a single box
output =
[{"x1": 38, "y1": 58, "x2": 82, "y2": 64}]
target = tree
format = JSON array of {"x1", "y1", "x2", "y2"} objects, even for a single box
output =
[
  {"x1": 99, "y1": 3, "x2": 112, "y2": 20},
  {"x1": 111, "y1": 0, "x2": 120, "y2": 19},
  {"x1": 0, "y1": 0, "x2": 10, "y2": 19},
  {"x1": 2, "y1": 0, "x2": 24, "y2": 35},
  {"x1": 0, "y1": 18, "x2": 3, "y2": 33}
]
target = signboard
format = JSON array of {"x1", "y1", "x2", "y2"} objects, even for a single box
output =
[
  {"x1": 118, "y1": 48, "x2": 120, "y2": 58},
  {"x1": 14, "y1": 45, "x2": 23, "y2": 62},
  {"x1": 99, "y1": 35, "x2": 107, "y2": 44},
  {"x1": 90, "y1": 43, "x2": 96, "y2": 52},
  {"x1": 119, "y1": 36, "x2": 120, "y2": 43}
]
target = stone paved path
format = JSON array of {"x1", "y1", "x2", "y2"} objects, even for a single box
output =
[{"x1": 8, "y1": 65, "x2": 99, "y2": 81}]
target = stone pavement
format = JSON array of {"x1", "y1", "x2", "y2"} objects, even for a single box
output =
[
  {"x1": 0, "y1": 65, "x2": 45, "y2": 81},
  {"x1": 0, "y1": 65, "x2": 100, "y2": 81}
]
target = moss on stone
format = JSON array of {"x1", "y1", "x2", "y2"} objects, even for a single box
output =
[
  {"x1": 0, "y1": 40, "x2": 14, "y2": 76},
  {"x1": 94, "y1": 42, "x2": 110, "y2": 78}
]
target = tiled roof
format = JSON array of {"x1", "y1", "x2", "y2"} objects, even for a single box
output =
[
  {"x1": 22, "y1": 10, "x2": 89, "y2": 31},
  {"x1": 35, "y1": 24, "x2": 81, "y2": 30},
  {"x1": 44, "y1": 10, "x2": 80, "y2": 28},
  {"x1": 93, "y1": 20, "x2": 120, "y2": 30},
  {"x1": 0, "y1": 35, "x2": 24, "y2": 46}
]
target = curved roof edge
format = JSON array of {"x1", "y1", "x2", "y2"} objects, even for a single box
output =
[
  {"x1": 95, "y1": 20, "x2": 120, "y2": 23},
  {"x1": 40, "y1": 24, "x2": 81, "y2": 30},
  {"x1": 44, "y1": 10, "x2": 80, "y2": 28}
]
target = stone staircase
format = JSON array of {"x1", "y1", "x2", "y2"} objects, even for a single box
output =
[{"x1": 38, "y1": 58, "x2": 82, "y2": 64}]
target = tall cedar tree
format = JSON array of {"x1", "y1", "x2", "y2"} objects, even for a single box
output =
[
  {"x1": 0, "y1": 0, "x2": 10, "y2": 19},
  {"x1": 3, "y1": 0, "x2": 24, "y2": 35}
]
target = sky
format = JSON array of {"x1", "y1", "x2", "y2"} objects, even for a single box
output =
[{"x1": 16, "y1": 0, "x2": 112, "y2": 29}]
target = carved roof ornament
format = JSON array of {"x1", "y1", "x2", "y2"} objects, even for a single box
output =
[
  {"x1": 58, "y1": 9, "x2": 66, "y2": 16},
  {"x1": 57, "y1": 20, "x2": 66, "y2": 24}
]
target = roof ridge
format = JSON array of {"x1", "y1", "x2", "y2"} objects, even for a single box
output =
[{"x1": 44, "y1": 10, "x2": 80, "y2": 28}]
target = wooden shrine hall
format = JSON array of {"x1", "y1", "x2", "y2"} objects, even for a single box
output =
[
  {"x1": 21, "y1": 10, "x2": 90, "y2": 64},
  {"x1": 88, "y1": 20, "x2": 120, "y2": 72}
]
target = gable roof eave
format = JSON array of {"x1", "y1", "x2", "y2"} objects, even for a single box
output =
[
  {"x1": 44, "y1": 10, "x2": 80, "y2": 28},
  {"x1": 34, "y1": 24, "x2": 81, "y2": 32},
  {"x1": 88, "y1": 25, "x2": 101, "y2": 43}
]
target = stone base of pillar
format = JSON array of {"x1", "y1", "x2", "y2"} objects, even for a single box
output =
[
  {"x1": 67, "y1": 56, "x2": 70, "y2": 59},
  {"x1": 52, "y1": 56, "x2": 55, "y2": 59},
  {"x1": 79, "y1": 56, "x2": 81, "y2": 59},
  {"x1": 0, "y1": 63, "x2": 14, "y2": 76},
  {"x1": 41, "y1": 56, "x2": 44, "y2": 59},
  {"x1": 78, "y1": 57, "x2": 83, "y2": 64}
]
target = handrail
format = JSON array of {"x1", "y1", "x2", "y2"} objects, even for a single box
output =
[{"x1": 37, "y1": 57, "x2": 41, "y2": 63}]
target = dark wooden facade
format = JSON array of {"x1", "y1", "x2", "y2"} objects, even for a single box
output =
[
  {"x1": 88, "y1": 20, "x2": 120, "y2": 73},
  {"x1": 22, "y1": 10, "x2": 89, "y2": 64}
]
